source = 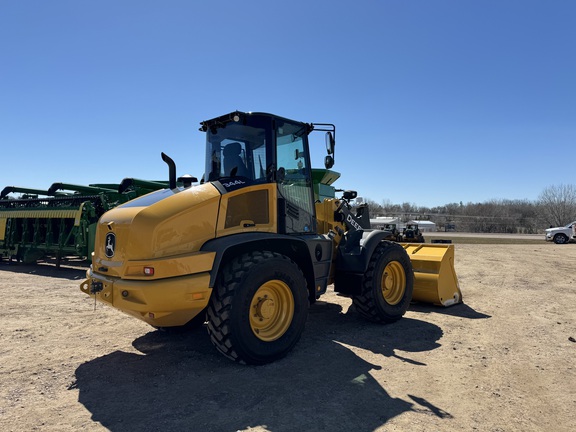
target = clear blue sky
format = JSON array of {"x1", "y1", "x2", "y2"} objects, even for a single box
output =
[{"x1": 1, "y1": 0, "x2": 574, "y2": 208}]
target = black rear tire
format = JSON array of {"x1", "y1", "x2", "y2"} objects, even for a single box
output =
[
  {"x1": 352, "y1": 241, "x2": 414, "y2": 323},
  {"x1": 207, "y1": 251, "x2": 309, "y2": 365}
]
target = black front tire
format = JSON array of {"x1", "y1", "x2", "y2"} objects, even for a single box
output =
[
  {"x1": 207, "y1": 251, "x2": 309, "y2": 365},
  {"x1": 554, "y1": 234, "x2": 569, "y2": 244},
  {"x1": 352, "y1": 241, "x2": 414, "y2": 323}
]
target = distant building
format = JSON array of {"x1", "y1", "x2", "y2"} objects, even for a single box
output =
[
  {"x1": 370, "y1": 217, "x2": 403, "y2": 230},
  {"x1": 369, "y1": 217, "x2": 437, "y2": 232},
  {"x1": 409, "y1": 220, "x2": 436, "y2": 232}
]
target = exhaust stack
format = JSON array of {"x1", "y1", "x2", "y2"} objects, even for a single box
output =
[{"x1": 161, "y1": 152, "x2": 177, "y2": 189}]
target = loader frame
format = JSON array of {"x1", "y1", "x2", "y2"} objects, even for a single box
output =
[{"x1": 80, "y1": 110, "x2": 462, "y2": 365}]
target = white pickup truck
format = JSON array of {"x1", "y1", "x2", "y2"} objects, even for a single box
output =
[{"x1": 545, "y1": 221, "x2": 576, "y2": 244}]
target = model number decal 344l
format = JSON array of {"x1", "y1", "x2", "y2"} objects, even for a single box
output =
[{"x1": 222, "y1": 179, "x2": 245, "y2": 188}]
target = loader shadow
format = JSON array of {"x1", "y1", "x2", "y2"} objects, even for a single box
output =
[
  {"x1": 72, "y1": 303, "x2": 452, "y2": 432},
  {"x1": 409, "y1": 302, "x2": 491, "y2": 319}
]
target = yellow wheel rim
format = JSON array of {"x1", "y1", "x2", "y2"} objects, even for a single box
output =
[
  {"x1": 249, "y1": 280, "x2": 295, "y2": 341},
  {"x1": 381, "y1": 261, "x2": 406, "y2": 305}
]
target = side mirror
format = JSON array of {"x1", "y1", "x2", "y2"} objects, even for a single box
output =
[
  {"x1": 325, "y1": 131, "x2": 335, "y2": 169},
  {"x1": 325, "y1": 131, "x2": 335, "y2": 155},
  {"x1": 343, "y1": 190, "x2": 357, "y2": 200}
]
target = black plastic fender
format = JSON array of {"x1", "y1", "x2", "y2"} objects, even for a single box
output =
[
  {"x1": 200, "y1": 232, "x2": 332, "y2": 302},
  {"x1": 336, "y1": 229, "x2": 390, "y2": 274},
  {"x1": 334, "y1": 229, "x2": 393, "y2": 296}
]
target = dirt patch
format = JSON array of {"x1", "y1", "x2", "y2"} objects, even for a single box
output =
[{"x1": 1, "y1": 244, "x2": 575, "y2": 431}]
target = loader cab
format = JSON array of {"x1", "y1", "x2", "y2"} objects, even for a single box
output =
[{"x1": 201, "y1": 111, "x2": 318, "y2": 234}]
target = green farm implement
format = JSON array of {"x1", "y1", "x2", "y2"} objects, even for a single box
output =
[{"x1": 0, "y1": 179, "x2": 172, "y2": 266}]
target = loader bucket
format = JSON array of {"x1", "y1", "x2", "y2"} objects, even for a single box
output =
[{"x1": 401, "y1": 243, "x2": 462, "y2": 307}]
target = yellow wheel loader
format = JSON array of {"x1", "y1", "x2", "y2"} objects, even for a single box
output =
[{"x1": 80, "y1": 111, "x2": 462, "y2": 365}]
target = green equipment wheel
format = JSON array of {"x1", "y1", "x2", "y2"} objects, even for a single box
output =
[
  {"x1": 352, "y1": 241, "x2": 414, "y2": 323},
  {"x1": 207, "y1": 251, "x2": 308, "y2": 365}
]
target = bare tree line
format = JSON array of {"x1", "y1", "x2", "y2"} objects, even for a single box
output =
[{"x1": 364, "y1": 184, "x2": 576, "y2": 234}]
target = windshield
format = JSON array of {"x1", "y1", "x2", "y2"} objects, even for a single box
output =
[{"x1": 204, "y1": 118, "x2": 270, "y2": 182}]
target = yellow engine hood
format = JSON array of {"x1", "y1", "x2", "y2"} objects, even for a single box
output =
[{"x1": 93, "y1": 183, "x2": 221, "y2": 271}]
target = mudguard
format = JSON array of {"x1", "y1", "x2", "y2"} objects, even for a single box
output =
[{"x1": 200, "y1": 232, "x2": 333, "y2": 300}]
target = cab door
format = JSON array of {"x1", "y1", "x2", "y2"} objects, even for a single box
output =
[{"x1": 275, "y1": 120, "x2": 316, "y2": 234}]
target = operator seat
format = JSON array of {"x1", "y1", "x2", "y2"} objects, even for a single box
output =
[{"x1": 223, "y1": 142, "x2": 249, "y2": 177}]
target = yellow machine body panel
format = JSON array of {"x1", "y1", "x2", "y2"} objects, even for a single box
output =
[
  {"x1": 401, "y1": 243, "x2": 462, "y2": 306},
  {"x1": 315, "y1": 198, "x2": 344, "y2": 238},
  {"x1": 84, "y1": 183, "x2": 224, "y2": 327},
  {"x1": 84, "y1": 182, "x2": 285, "y2": 327},
  {"x1": 80, "y1": 268, "x2": 212, "y2": 327},
  {"x1": 216, "y1": 183, "x2": 278, "y2": 237},
  {"x1": 315, "y1": 198, "x2": 345, "y2": 284},
  {"x1": 94, "y1": 183, "x2": 221, "y2": 269}
]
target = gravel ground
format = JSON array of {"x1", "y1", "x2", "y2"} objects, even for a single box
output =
[{"x1": 1, "y1": 242, "x2": 575, "y2": 431}]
